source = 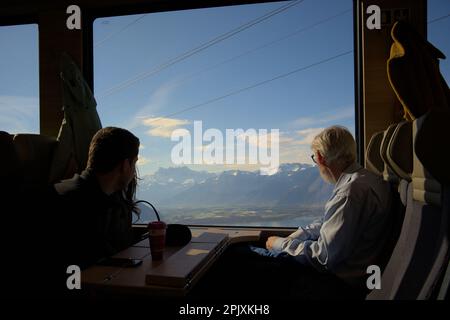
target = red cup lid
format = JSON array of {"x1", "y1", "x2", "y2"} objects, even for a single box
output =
[{"x1": 148, "y1": 221, "x2": 166, "y2": 229}]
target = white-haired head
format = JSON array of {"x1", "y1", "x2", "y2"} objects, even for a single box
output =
[{"x1": 311, "y1": 126, "x2": 356, "y2": 171}]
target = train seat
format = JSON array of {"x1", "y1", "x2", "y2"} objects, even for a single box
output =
[
  {"x1": 366, "y1": 122, "x2": 411, "y2": 276},
  {"x1": 365, "y1": 130, "x2": 384, "y2": 176},
  {"x1": 12, "y1": 133, "x2": 58, "y2": 188},
  {"x1": 367, "y1": 110, "x2": 449, "y2": 299}
]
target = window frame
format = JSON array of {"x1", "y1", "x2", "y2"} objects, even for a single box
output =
[{"x1": 86, "y1": 0, "x2": 361, "y2": 229}]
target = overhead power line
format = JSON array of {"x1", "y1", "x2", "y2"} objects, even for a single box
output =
[
  {"x1": 169, "y1": 7, "x2": 352, "y2": 90},
  {"x1": 428, "y1": 13, "x2": 450, "y2": 24},
  {"x1": 98, "y1": 0, "x2": 305, "y2": 98},
  {"x1": 95, "y1": 14, "x2": 147, "y2": 48},
  {"x1": 146, "y1": 50, "x2": 353, "y2": 127},
  {"x1": 146, "y1": 11, "x2": 447, "y2": 120}
]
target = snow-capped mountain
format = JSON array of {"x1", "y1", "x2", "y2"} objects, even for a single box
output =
[{"x1": 136, "y1": 164, "x2": 333, "y2": 208}]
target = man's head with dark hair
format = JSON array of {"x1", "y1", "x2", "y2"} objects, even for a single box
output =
[
  {"x1": 87, "y1": 127, "x2": 140, "y2": 194},
  {"x1": 87, "y1": 127, "x2": 139, "y2": 173}
]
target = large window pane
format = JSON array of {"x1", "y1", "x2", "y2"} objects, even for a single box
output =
[
  {"x1": 94, "y1": 0, "x2": 354, "y2": 227},
  {"x1": 0, "y1": 24, "x2": 39, "y2": 134},
  {"x1": 428, "y1": 0, "x2": 450, "y2": 83}
]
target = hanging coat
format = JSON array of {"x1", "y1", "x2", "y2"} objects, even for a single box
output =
[{"x1": 49, "y1": 52, "x2": 102, "y2": 183}]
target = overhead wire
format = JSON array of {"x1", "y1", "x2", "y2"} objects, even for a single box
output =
[
  {"x1": 428, "y1": 13, "x2": 450, "y2": 24},
  {"x1": 145, "y1": 12, "x2": 450, "y2": 127},
  {"x1": 145, "y1": 50, "x2": 353, "y2": 127},
  {"x1": 98, "y1": 0, "x2": 305, "y2": 98},
  {"x1": 165, "y1": 7, "x2": 352, "y2": 90},
  {"x1": 94, "y1": 14, "x2": 147, "y2": 48}
]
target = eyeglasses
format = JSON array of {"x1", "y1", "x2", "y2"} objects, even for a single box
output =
[{"x1": 311, "y1": 154, "x2": 317, "y2": 164}]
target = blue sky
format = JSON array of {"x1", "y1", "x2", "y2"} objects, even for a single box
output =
[
  {"x1": 0, "y1": 23, "x2": 39, "y2": 133},
  {"x1": 93, "y1": 0, "x2": 355, "y2": 175},
  {"x1": 1, "y1": 0, "x2": 449, "y2": 176}
]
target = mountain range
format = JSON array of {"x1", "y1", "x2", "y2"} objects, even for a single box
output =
[{"x1": 136, "y1": 163, "x2": 333, "y2": 208}]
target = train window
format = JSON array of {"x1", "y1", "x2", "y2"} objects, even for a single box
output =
[
  {"x1": 0, "y1": 24, "x2": 39, "y2": 134},
  {"x1": 427, "y1": 0, "x2": 450, "y2": 83},
  {"x1": 93, "y1": 0, "x2": 355, "y2": 227}
]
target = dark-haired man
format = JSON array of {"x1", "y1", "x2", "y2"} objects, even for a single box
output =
[{"x1": 53, "y1": 127, "x2": 140, "y2": 269}]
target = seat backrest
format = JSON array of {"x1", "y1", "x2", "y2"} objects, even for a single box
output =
[
  {"x1": 366, "y1": 120, "x2": 412, "y2": 299},
  {"x1": 394, "y1": 115, "x2": 447, "y2": 300},
  {"x1": 380, "y1": 123, "x2": 400, "y2": 184},
  {"x1": 12, "y1": 133, "x2": 58, "y2": 188},
  {"x1": 366, "y1": 131, "x2": 384, "y2": 176},
  {"x1": 368, "y1": 112, "x2": 448, "y2": 300},
  {"x1": 387, "y1": 121, "x2": 413, "y2": 206},
  {"x1": 366, "y1": 123, "x2": 409, "y2": 276},
  {"x1": 413, "y1": 110, "x2": 449, "y2": 299},
  {"x1": 387, "y1": 121, "x2": 413, "y2": 182}
]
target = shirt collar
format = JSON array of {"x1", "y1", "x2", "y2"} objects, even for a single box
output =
[
  {"x1": 80, "y1": 168, "x2": 114, "y2": 202},
  {"x1": 335, "y1": 162, "x2": 363, "y2": 189}
]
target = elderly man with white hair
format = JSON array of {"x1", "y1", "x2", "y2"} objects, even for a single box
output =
[
  {"x1": 208, "y1": 125, "x2": 393, "y2": 300},
  {"x1": 261, "y1": 125, "x2": 392, "y2": 289}
]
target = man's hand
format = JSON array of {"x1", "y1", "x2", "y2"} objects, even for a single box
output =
[{"x1": 266, "y1": 236, "x2": 281, "y2": 250}]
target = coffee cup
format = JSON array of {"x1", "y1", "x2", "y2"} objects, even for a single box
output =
[{"x1": 148, "y1": 221, "x2": 167, "y2": 260}]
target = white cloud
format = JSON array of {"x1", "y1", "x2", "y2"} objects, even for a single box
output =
[
  {"x1": 295, "y1": 128, "x2": 324, "y2": 145},
  {"x1": 147, "y1": 127, "x2": 175, "y2": 138},
  {"x1": 142, "y1": 116, "x2": 190, "y2": 138},
  {"x1": 274, "y1": 129, "x2": 324, "y2": 165},
  {"x1": 280, "y1": 145, "x2": 315, "y2": 164},
  {"x1": 142, "y1": 117, "x2": 189, "y2": 128},
  {"x1": 137, "y1": 156, "x2": 150, "y2": 166},
  {"x1": 236, "y1": 130, "x2": 279, "y2": 149},
  {"x1": 195, "y1": 129, "x2": 320, "y2": 169},
  {"x1": 0, "y1": 95, "x2": 39, "y2": 133},
  {"x1": 292, "y1": 107, "x2": 354, "y2": 129}
]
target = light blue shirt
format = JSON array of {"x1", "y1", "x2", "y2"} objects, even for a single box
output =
[{"x1": 272, "y1": 162, "x2": 392, "y2": 286}]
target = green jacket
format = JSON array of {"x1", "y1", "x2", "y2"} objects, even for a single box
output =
[{"x1": 49, "y1": 53, "x2": 102, "y2": 183}]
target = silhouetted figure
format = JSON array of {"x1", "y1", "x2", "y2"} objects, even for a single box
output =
[{"x1": 49, "y1": 127, "x2": 140, "y2": 297}]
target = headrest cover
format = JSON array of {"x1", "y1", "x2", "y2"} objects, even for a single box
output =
[
  {"x1": 412, "y1": 117, "x2": 441, "y2": 206},
  {"x1": 380, "y1": 124, "x2": 399, "y2": 183},
  {"x1": 366, "y1": 131, "x2": 384, "y2": 176},
  {"x1": 387, "y1": 121, "x2": 412, "y2": 181},
  {"x1": 388, "y1": 21, "x2": 450, "y2": 121}
]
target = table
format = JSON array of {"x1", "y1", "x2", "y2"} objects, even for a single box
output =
[{"x1": 82, "y1": 227, "x2": 261, "y2": 297}]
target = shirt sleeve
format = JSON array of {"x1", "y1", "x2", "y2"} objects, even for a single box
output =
[
  {"x1": 276, "y1": 192, "x2": 368, "y2": 272},
  {"x1": 271, "y1": 219, "x2": 323, "y2": 251}
]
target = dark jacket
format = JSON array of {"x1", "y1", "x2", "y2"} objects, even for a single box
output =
[{"x1": 53, "y1": 169, "x2": 133, "y2": 269}]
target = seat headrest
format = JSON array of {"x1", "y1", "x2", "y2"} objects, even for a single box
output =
[
  {"x1": 415, "y1": 109, "x2": 450, "y2": 185},
  {"x1": 13, "y1": 134, "x2": 58, "y2": 187},
  {"x1": 386, "y1": 121, "x2": 412, "y2": 181},
  {"x1": 366, "y1": 131, "x2": 384, "y2": 176},
  {"x1": 412, "y1": 116, "x2": 441, "y2": 206},
  {"x1": 388, "y1": 21, "x2": 449, "y2": 121},
  {"x1": 380, "y1": 123, "x2": 399, "y2": 183}
]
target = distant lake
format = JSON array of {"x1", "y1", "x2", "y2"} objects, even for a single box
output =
[{"x1": 133, "y1": 205, "x2": 323, "y2": 228}]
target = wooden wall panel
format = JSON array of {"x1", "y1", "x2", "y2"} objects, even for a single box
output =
[
  {"x1": 359, "y1": 0, "x2": 426, "y2": 167},
  {"x1": 39, "y1": 10, "x2": 83, "y2": 137}
]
